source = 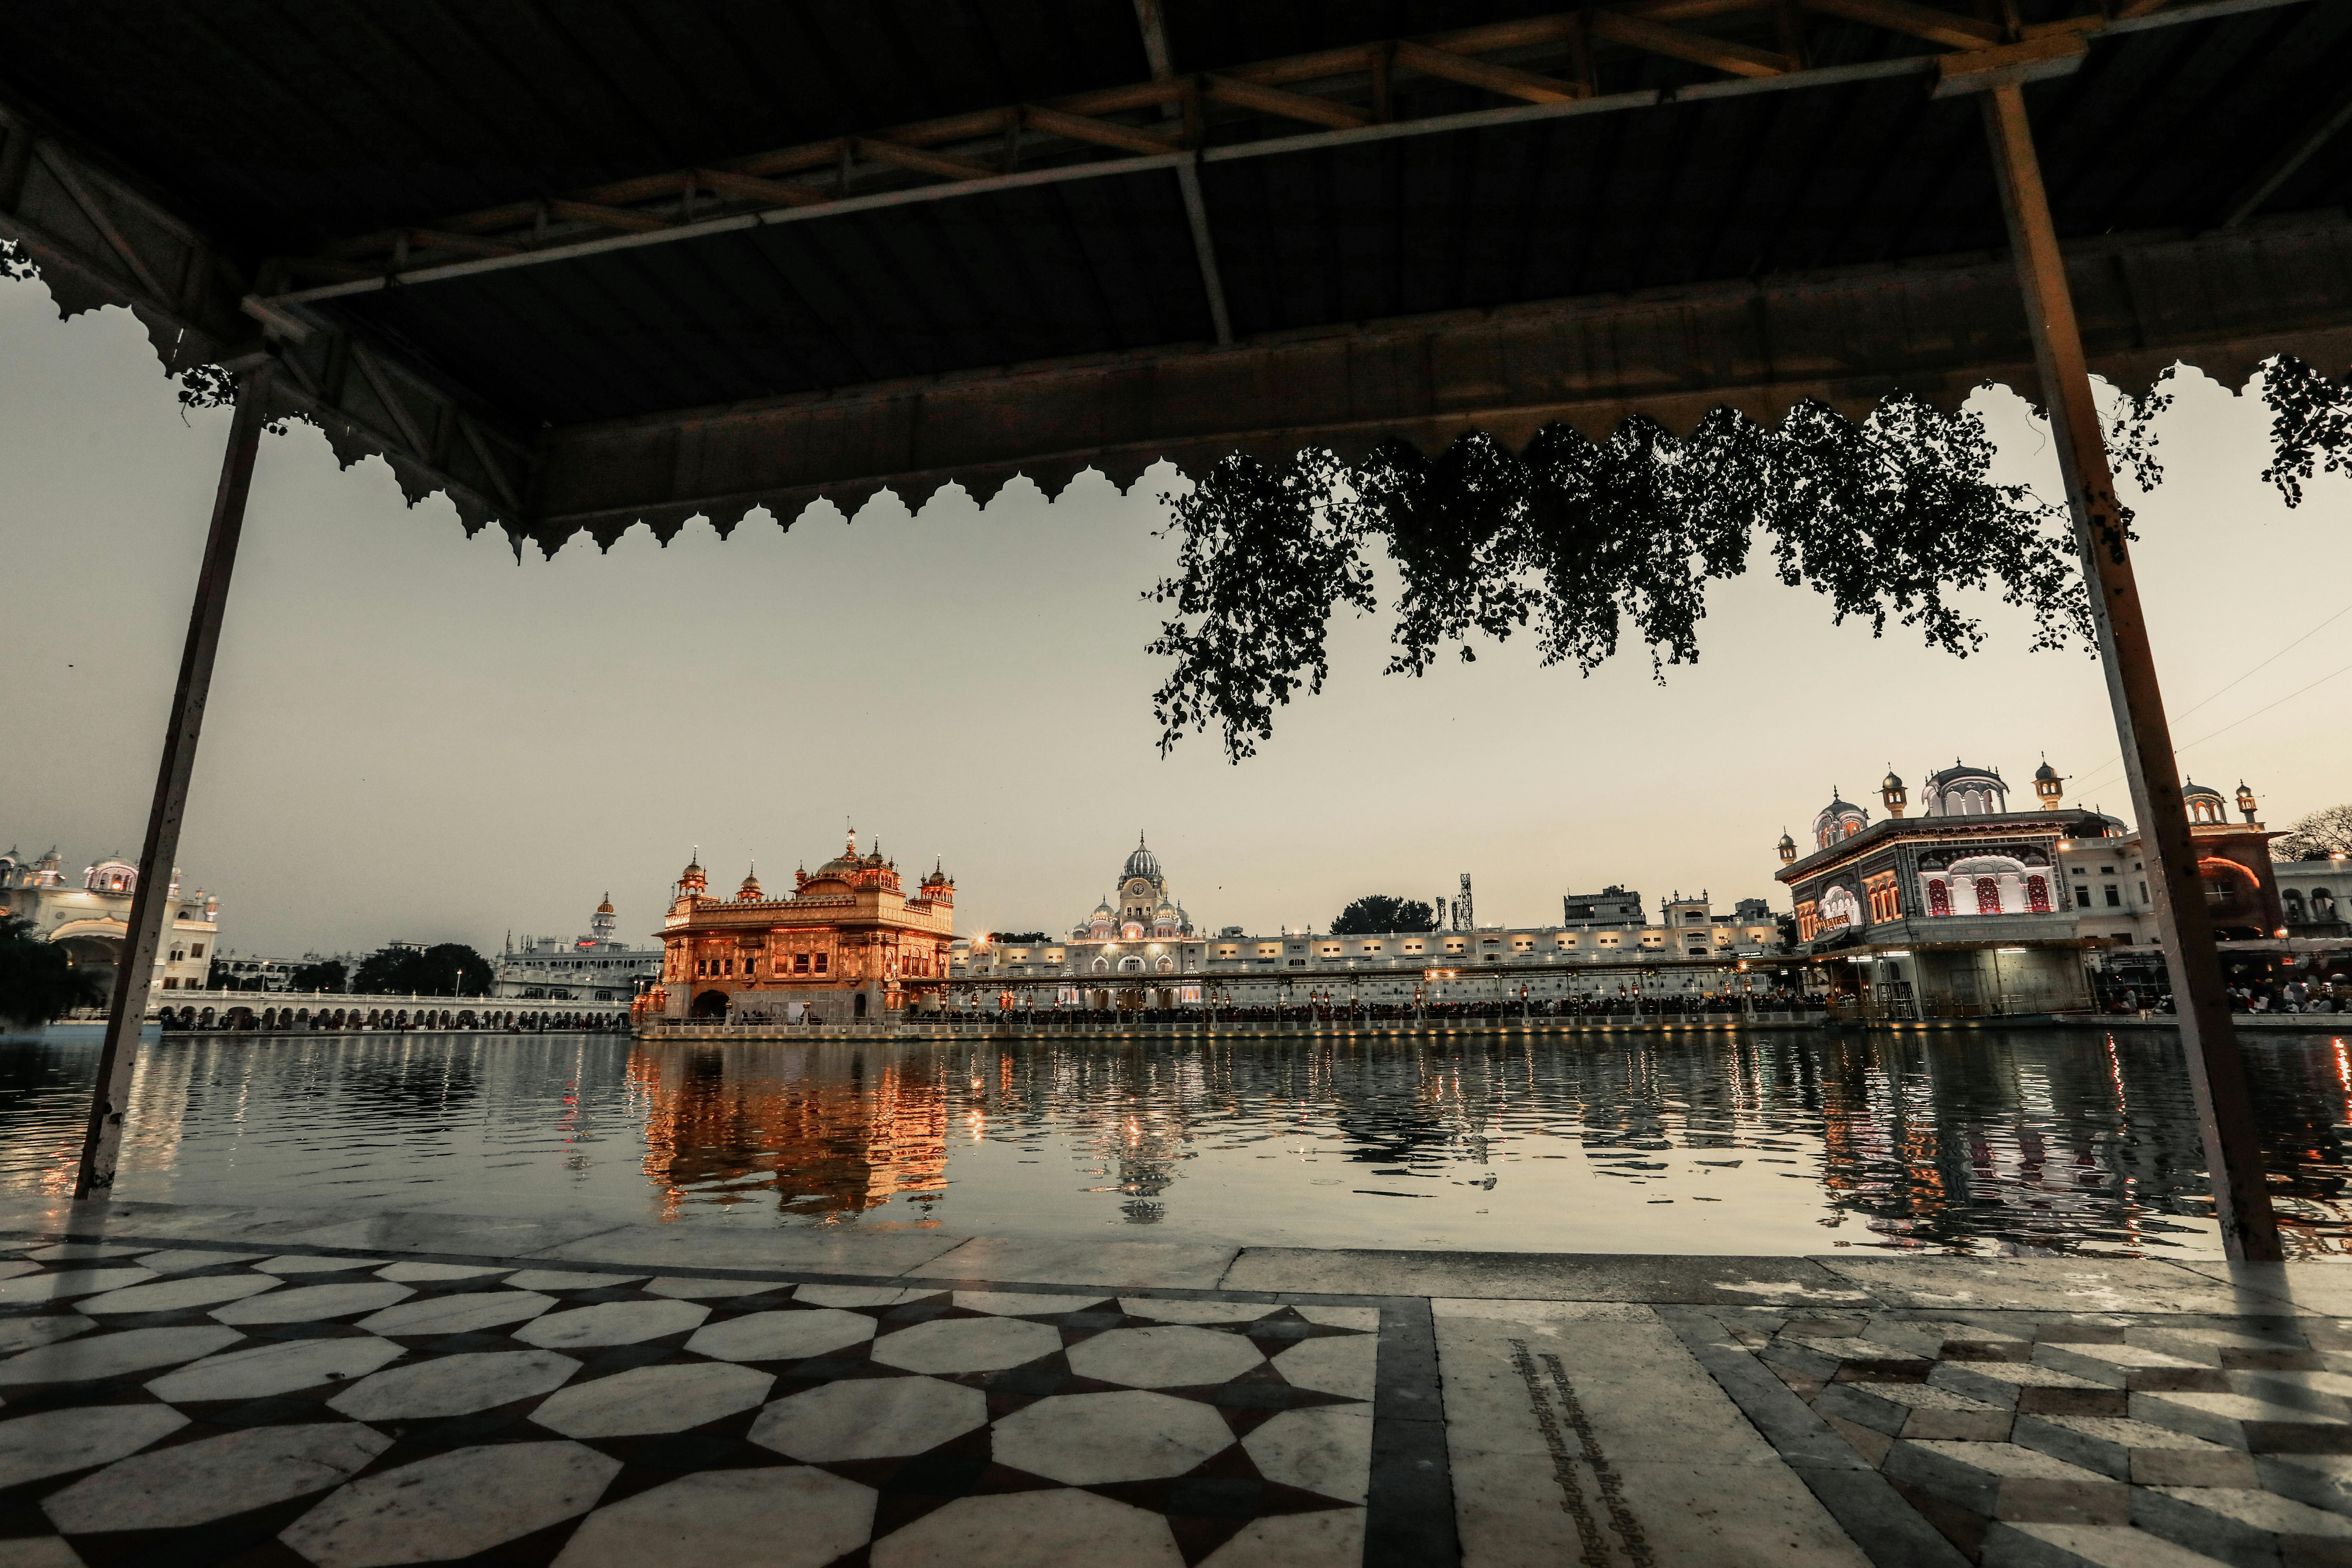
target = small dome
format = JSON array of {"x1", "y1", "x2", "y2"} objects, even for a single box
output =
[
  {"x1": 1924, "y1": 761, "x2": 2009, "y2": 817},
  {"x1": 1881, "y1": 769, "x2": 1903, "y2": 791},
  {"x1": 1123, "y1": 832, "x2": 1161, "y2": 881},
  {"x1": 1811, "y1": 793, "x2": 1870, "y2": 850},
  {"x1": 1778, "y1": 831, "x2": 1797, "y2": 850},
  {"x1": 596, "y1": 893, "x2": 615, "y2": 915},
  {"x1": 2035, "y1": 759, "x2": 2059, "y2": 781},
  {"x1": 2182, "y1": 778, "x2": 2224, "y2": 801},
  {"x1": 737, "y1": 866, "x2": 762, "y2": 901},
  {"x1": 816, "y1": 830, "x2": 868, "y2": 874}
]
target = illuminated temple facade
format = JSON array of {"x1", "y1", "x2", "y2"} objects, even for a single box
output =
[
  {"x1": 1776, "y1": 757, "x2": 2287, "y2": 1014},
  {"x1": 643, "y1": 832, "x2": 955, "y2": 1024}
]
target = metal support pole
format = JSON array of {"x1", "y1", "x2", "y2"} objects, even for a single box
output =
[
  {"x1": 74, "y1": 366, "x2": 273, "y2": 1199},
  {"x1": 1981, "y1": 85, "x2": 2280, "y2": 1261}
]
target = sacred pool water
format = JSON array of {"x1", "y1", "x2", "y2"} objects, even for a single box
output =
[{"x1": 4, "y1": 1027, "x2": 2350, "y2": 1257}]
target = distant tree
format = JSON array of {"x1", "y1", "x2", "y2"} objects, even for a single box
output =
[
  {"x1": 290, "y1": 959, "x2": 348, "y2": 993},
  {"x1": 989, "y1": 931, "x2": 1048, "y2": 944},
  {"x1": 2277, "y1": 803, "x2": 2352, "y2": 861},
  {"x1": 353, "y1": 944, "x2": 493, "y2": 996},
  {"x1": 1330, "y1": 896, "x2": 1436, "y2": 936},
  {"x1": 0, "y1": 915, "x2": 106, "y2": 1028}
]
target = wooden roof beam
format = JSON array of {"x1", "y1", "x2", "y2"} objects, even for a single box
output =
[
  {"x1": 262, "y1": 0, "x2": 2314, "y2": 300},
  {"x1": 1202, "y1": 75, "x2": 1371, "y2": 130},
  {"x1": 545, "y1": 199, "x2": 670, "y2": 234},
  {"x1": 1390, "y1": 40, "x2": 1586, "y2": 103},
  {"x1": 1799, "y1": 0, "x2": 2001, "y2": 49},
  {"x1": 854, "y1": 137, "x2": 998, "y2": 183},
  {"x1": 408, "y1": 227, "x2": 522, "y2": 258},
  {"x1": 693, "y1": 168, "x2": 830, "y2": 209},
  {"x1": 1021, "y1": 104, "x2": 1180, "y2": 157},
  {"x1": 1587, "y1": 10, "x2": 1798, "y2": 76}
]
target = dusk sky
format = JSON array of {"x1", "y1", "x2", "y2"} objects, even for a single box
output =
[{"x1": 6, "y1": 270, "x2": 2350, "y2": 962}]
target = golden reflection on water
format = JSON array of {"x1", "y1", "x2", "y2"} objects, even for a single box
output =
[
  {"x1": 631, "y1": 1045, "x2": 949, "y2": 1222},
  {"x1": 9, "y1": 1026, "x2": 2352, "y2": 1255},
  {"x1": 608, "y1": 1031, "x2": 2221, "y2": 1249}
]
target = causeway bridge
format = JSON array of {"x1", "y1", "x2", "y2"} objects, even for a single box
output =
[{"x1": 145, "y1": 990, "x2": 629, "y2": 1034}]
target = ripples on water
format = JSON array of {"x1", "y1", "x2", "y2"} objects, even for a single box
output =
[{"x1": 4, "y1": 1028, "x2": 2350, "y2": 1256}]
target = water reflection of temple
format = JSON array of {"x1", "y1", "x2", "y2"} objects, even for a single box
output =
[
  {"x1": 613, "y1": 1028, "x2": 2352, "y2": 1254},
  {"x1": 629, "y1": 1044, "x2": 947, "y2": 1220}
]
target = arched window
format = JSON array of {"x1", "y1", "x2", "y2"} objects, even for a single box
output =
[
  {"x1": 2026, "y1": 875, "x2": 2050, "y2": 913},
  {"x1": 1974, "y1": 877, "x2": 2001, "y2": 915},
  {"x1": 2284, "y1": 889, "x2": 2308, "y2": 922},
  {"x1": 1927, "y1": 879, "x2": 1952, "y2": 917},
  {"x1": 2314, "y1": 887, "x2": 2337, "y2": 920}
]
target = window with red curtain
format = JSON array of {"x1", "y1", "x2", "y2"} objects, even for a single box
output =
[
  {"x1": 1975, "y1": 877, "x2": 2002, "y2": 915},
  {"x1": 2027, "y1": 875, "x2": 2050, "y2": 913},
  {"x1": 1928, "y1": 880, "x2": 1951, "y2": 917}
]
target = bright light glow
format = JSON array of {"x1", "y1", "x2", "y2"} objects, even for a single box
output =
[
  {"x1": 1877, "y1": 950, "x2": 1912, "y2": 958},
  {"x1": 1996, "y1": 946, "x2": 2028, "y2": 954}
]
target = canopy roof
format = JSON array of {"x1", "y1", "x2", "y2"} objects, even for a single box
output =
[{"x1": 3, "y1": 0, "x2": 2346, "y2": 550}]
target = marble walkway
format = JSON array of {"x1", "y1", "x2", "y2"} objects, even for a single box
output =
[{"x1": 2, "y1": 1198, "x2": 2350, "y2": 1567}]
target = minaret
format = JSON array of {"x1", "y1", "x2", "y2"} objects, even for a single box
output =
[
  {"x1": 591, "y1": 895, "x2": 616, "y2": 942},
  {"x1": 2035, "y1": 756, "x2": 2065, "y2": 810}
]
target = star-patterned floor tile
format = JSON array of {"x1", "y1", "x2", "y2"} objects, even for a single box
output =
[
  {"x1": 530, "y1": 1361, "x2": 773, "y2": 1437},
  {"x1": 0, "y1": 1238, "x2": 1380, "y2": 1568},
  {"x1": 212, "y1": 1281, "x2": 412, "y2": 1324},
  {"x1": 325, "y1": 1348, "x2": 578, "y2": 1420},
  {"x1": 40, "y1": 1421, "x2": 390, "y2": 1532},
  {"x1": 1069, "y1": 1325, "x2": 1268, "y2": 1388},
  {"x1": 551, "y1": 1465, "x2": 875, "y2": 1567},
  {"x1": 0, "y1": 1323, "x2": 241, "y2": 1386},
  {"x1": 993, "y1": 1391, "x2": 1239, "y2": 1484},
  {"x1": 279, "y1": 1440, "x2": 621, "y2": 1566},
  {"x1": 751, "y1": 1374, "x2": 990, "y2": 1461},
  {"x1": 869, "y1": 1315, "x2": 1063, "y2": 1374},
  {"x1": 685, "y1": 1306, "x2": 874, "y2": 1363},
  {"x1": 0, "y1": 1405, "x2": 188, "y2": 1490},
  {"x1": 514, "y1": 1298, "x2": 708, "y2": 1348},
  {"x1": 146, "y1": 1334, "x2": 405, "y2": 1402}
]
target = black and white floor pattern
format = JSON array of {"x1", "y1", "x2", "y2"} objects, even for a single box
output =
[{"x1": 0, "y1": 1239, "x2": 1377, "y2": 1567}]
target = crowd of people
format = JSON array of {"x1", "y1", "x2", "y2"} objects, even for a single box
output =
[{"x1": 2226, "y1": 974, "x2": 2348, "y2": 1014}]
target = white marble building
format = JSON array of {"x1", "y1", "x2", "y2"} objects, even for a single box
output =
[
  {"x1": 0, "y1": 845, "x2": 219, "y2": 995},
  {"x1": 953, "y1": 839, "x2": 1783, "y2": 1005},
  {"x1": 494, "y1": 894, "x2": 662, "y2": 1001}
]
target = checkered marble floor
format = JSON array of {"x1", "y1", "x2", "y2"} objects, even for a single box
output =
[
  {"x1": 0, "y1": 1240, "x2": 1377, "y2": 1567},
  {"x1": 1699, "y1": 1303, "x2": 2352, "y2": 1567}
]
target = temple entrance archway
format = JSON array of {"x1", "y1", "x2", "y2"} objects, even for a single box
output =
[{"x1": 691, "y1": 990, "x2": 729, "y2": 1020}]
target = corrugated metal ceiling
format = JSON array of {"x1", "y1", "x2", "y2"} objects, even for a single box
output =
[{"x1": 3, "y1": 1, "x2": 2347, "y2": 434}]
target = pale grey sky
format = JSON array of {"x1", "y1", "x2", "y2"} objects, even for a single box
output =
[{"x1": 5, "y1": 275, "x2": 2349, "y2": 959}]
